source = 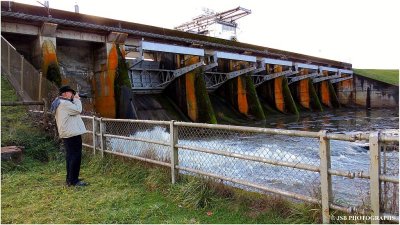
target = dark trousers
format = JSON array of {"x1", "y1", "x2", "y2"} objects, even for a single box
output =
[{"x1": 63, "y1": 135, "x2": 82, "y2": 185}]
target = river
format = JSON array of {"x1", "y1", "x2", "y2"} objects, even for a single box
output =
[{"x1": 108, "y1": 108, "x2": 399, "y2": 208}]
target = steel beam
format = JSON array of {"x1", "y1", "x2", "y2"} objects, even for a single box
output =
[
  {"x1": 338, "y1": 69, "x2": 353, "y2": 76},
  {"x1": 319, "y1": 66, "x2": 338, "y2": 73},
  {"x1": 330, "y1": 75, "x2": 353, "y2": 84},
  {"x1": 227, "y1": 66, "x2": 256, "y2": 79},
  {"x1": 130, "y1": 60, "x2": 204, "y2": 91},
  {"x1": 141, "y1": 41, "x2": 204, "y2": 56},
  {"x1": 288, "y1": 72, "x2": 321, "y2": 84},
  {"x1": 214, "y1": 51, "x2": 256, "y2": 62},
  {"x1": 295, "y1": 63, "x2": 318, "y2": 70},
  {"x1": 205, "y1": 66, "x2": 256, "y2": 89},
  {"x1": 262, "y1": 58, "x2": 293, "y2": 67},
  {"x1": 252, "y1": 63, "x2": 266, "y2": 74},
  {"x1": 312, "y1": 74, "x2": 341, "y2": 83},
  {"x1": 252, "y1": 70, "x2": 297, "y2": 87},
  {"x1": 203, "y1": 62, "x2": 218, "y2": 71},
  {"x1": 173, "y1": 61, "x2": 205, "y2": 77}
]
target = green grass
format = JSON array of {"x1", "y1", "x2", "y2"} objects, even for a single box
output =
[
  {"x1": 353, "y1": 69, "x2": 399, "y2": 86},
  {"x1": 1, "y1": 74, "x2": 328, "y2": 224},
  {"x1": 1, "y1": 76, "x2": 61, "y2": 162},
  {"x1": 2, "y1": 153, "x2": 320, "y2": 224}
]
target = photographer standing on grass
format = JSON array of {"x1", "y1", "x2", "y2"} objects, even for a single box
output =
[{"x1": 50, "y1": 86, "x2": 88, "y2": 187}]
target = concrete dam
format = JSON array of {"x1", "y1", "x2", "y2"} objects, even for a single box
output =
[{"x1": 1, "y1": 1, "x2": 355, "y2": 124}]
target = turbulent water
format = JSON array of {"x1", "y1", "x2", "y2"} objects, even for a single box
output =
[
  {"x1": 109, "y1": 108, "x2": 399, "y2": 207},
  {"x1": 257, "y1": 108, "x2": 399, "y2": 132}
]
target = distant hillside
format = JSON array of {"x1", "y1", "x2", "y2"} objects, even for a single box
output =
[{"x1": 353, "y1": 69, "x2": 399, "y2": 86}]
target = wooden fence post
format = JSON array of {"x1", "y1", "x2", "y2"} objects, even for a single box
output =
[
  {"x1": 100, "y1": 118, "x2": 105, "y2": 158},
  {"x1": 319, "y1": 130, "x2": 332, "y2": 224},
  {"x1": 92, "y1": 116, "x2": 97, "y2": 155},
  {"x1": 369, "y1": 131, "x2": 381, "y2": 224},
  {"x1": 170, "y1": 120, "x2": 179, "y2": 184}
]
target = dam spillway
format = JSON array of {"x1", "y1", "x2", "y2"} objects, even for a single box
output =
[{"x1": 1, "y1": 1, "x2": 355, "y2": 123}]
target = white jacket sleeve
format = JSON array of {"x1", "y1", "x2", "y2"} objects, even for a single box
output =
[{"x1": 63, "y1": 99, "x2": 83, "y2": 115}]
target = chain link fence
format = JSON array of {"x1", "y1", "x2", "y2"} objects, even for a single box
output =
[
  {"x1": 176, "y1": 126, "x2": 321, "y2": 197},
  {"x1": 1, "y1": 36, "x2": 46, "y2": 102},
  {"x1": 1, "y1": 35, "x2": 62, "y2": 115},
  {"x1": 380, "y1": 130, "x2": 399, "y2": 216},
  {"x1": 77, "y1": 116, "x2": 398, "y2": 223}
]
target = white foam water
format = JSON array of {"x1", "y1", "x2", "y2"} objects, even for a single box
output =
[{"x1": 109, "y1": 126, "x2": 398, "y2": 207}]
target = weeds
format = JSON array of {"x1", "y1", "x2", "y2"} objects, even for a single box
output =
[
  {"x1": 289, "y1": 203, "x2": 321, "y2": 224},
  {"x1": 174, "y1": 176, "x2": 216, "y2": 209}
]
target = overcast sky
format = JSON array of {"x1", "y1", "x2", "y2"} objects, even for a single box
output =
[{"x1": 12, "y1": 0, "x2": 399, "y2": 69}]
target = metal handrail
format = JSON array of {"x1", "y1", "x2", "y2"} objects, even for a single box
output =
[{"x1": 34, "y1": 112, "x2": 400, "y2": 223}]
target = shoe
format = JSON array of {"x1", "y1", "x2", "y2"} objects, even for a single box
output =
[{"x1": 73, "y1": 181, "x2": 88, "y2": 187}]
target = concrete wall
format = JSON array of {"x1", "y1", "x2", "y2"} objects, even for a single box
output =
[
  {"x1": 352, "y1": 74, "x2": 398, "y2": 108},
  {"x1": 57, "y1": 39, "x2": 95, "y2": 94},
  {"x1": 334, "y1": 79, "x2": 353, "y2": 106},
  {"x1": 57, "y1": 39, "x2": 107, "y2": 113}
]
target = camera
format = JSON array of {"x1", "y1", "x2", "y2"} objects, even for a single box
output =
[{"x1": 78, "y1": 93, "x2": 90, "y2": 98}]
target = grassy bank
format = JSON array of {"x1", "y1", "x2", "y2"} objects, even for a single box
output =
[
  {"x1": 353, "y1": 69, "x2": 399, "y2": 86},
  {"x1": 1, "y1": 75, "x2": 323, "y2": 223}
]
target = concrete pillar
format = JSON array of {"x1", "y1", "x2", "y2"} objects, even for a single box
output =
[
  {"x1": 320, "y1": 71, "x2": 332, "y2": 107},
  {"x1": 219, "y1": 60, "x2": 264, "y2": 120},
  {"x1": 274, "y1": 65, "x2": 285, "y2": 112},
  {"x1": 235, "y1": 62, "x2": 249, "y2": 115},
  {"x1": 172, "y1": 54, "x2": 217, "y2": 123},
  {"x1": 298, "y1": 69, "x2": 310, "y2": 109},
  {"x1": 185, "y1": 56, "x2": 199, "y2": 121},
  {"x1": 274, "y1": 65, "x2": 299, "y2": 115},
  {"x1": 32, "y1": 22, "x2": 58, "y2": 69},
  {"x1": 30, "y1": 22, "x2": 62, "y2": 91},
  {"x1": 93, "y1": 32, "x2": 128, "y2": 118}
]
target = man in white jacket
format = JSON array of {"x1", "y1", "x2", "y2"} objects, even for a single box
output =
[{"x1": 51, "y1": 86, "x2": 87, "y2": 187}]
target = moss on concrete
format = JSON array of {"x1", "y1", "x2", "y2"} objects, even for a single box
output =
[
  {"x1": 308, "y1": 78, "x2": 323, "y2": 112},
  {"x1": 41, "y1": 40, "x2": 61, "y2": 87},
  {"x1": 46, "y1": 63, "x2": 62, "y2": 87},
  {"x1": 114, "y1": 44, "x2": 132, "y2": 118},
  {"x1": 209, "y1": 93, "x2": 249, "y2": 125},
  {"x1": 282, "y1": 77, "x2": 299, "y2": 115},
  {"x1": 245, "y1": 75, "x2": 266, "y2": 120},
  {"x1": 260, "y1": 100, "x2": 281, "y2": 116},
  {"x1": 194, "y1": 68, "x2": 217, "y2": 124},
  {"x1": 166, "y1": 56, "x2": 217, "y2": 123},
  {"x1": 215, "y1": 60, "x2": 265, "y2": 121},
  {"x1": 154, "y1": 94, "x2": 190, "y2": 121},
  {"x1": 328, "y1": 81, "x2": 340, "y2": 108}
]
